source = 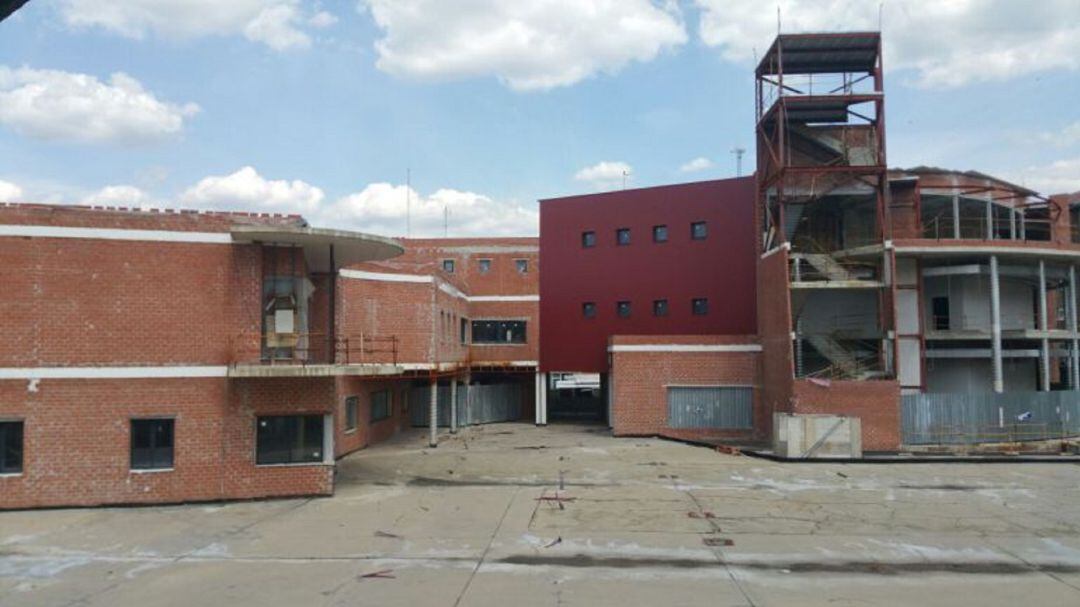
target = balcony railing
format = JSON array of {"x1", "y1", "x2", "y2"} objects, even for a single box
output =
[
  {"x1": 921, "y1": 215, "x2": 1052, "y2": 242},
  {"x1": 229, "y1": 332, "x2": 398, "y2": 366}
]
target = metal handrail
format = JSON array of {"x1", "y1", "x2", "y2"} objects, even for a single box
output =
[{"x1": 228, "y1": 332, "x2": 398, "y2": 366}]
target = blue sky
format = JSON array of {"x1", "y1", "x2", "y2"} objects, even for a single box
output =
[{"x1": 1, "y1": 1, "x2": 1079, "y2": 237}]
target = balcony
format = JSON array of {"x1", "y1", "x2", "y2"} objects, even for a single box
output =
[{"x1": 227, "y1": 332, "x2": 400, "y2": 377}]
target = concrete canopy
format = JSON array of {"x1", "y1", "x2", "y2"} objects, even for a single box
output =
[{"x1": 230, "y1": 225, "x2": 404, "y2": 271}]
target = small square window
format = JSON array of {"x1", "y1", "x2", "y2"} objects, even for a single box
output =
[
  {"x1": 582, "y1": 231, "x2": 596, "y2": 248},
  {"x1": 478, "y1": 259, "x2": 491, "y2": 274},
  {"x1": 653, "y1": 299, "x2": 668, "y2": 317},
  {"x1": 653, "y1": 225, "x2": 668, "y2": 243},
  {"x1": 692, "y1": 298, "x2": 709, "y2": 315},
  {"x1": 345, "y1": 396, "x2": 359, "y2": 431},
  {"x1": 442, "y1": 259, "x2": 455, "y2": 273},
  {"x1": 515, "y1": 259, "x2": 528, "y2": 274},
  {"x1": 616, "y1": 228, "x2": 631, "y2": 246},
  {"x1": 691, "y1": 221, "x2": 708, "y2": 240},
  {"x1": 617, "y1": 301, "x2": 631, "y2": 318},
  {"x1": 582, "y1": 302, "x2": 596, "y2": 318},
  {"x1": 131, "y1": 418, "x2": 174, "y2": 470}
]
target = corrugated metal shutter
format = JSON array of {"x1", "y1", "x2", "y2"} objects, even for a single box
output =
[{"x1": 667, "y1": 387, "x2": 753, "y2": 429}]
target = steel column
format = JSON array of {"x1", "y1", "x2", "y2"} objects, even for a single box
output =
[
  {"x1": 428, "y1": 377, "x2": 438, "y2": 448},
  {"x1": 449, "y1": 375, "x2": 458, "y2": 434},
  {"x1": 990, "y1": 255, "x2": 1003, "y2": 393},
  {"x1": 1071, "y1": 266, "x2": 1079, "y2": 389},
  {"x1": 1039, "y1": 260, "x2": 1050, "y2": 391}
]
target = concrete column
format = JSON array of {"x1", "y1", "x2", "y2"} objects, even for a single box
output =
[
  {"x1": 428, "y1": 377, "x2": 438, "y2": 448},
  {"x1": 534, "y1": 372, "x2": 542, "y2": 425},
  {"x1": 985, "y1": 199, "x2": 994, "y2": 240},
  {"x1": 990, "y1": 255, "x2": 1003, "y2": 393},
  {"x1": 1039, "y1": 261, "x2": 1050, "y2": 391},
  {"x1": 541, "y1": 373, "x2": 548, "y2": 425},
  {"x1": 1071, "y1": 266, "x2": 1079, "y2": 389},
  {"x1": 951, "y1": 195, "x2": 960, "y2": 239},
  {"x1": 1009, "y1": 209, "x2": 1017, "y2": 240},
  {"x1": 464, "y1": 372, "x2": 472, "y2": 428},
  {"x1": 449, "y1": 375, "x2": 458, "y2": 434},
  {"x1": 534, "y1": 372, "x2": 548, "y2": 426}
]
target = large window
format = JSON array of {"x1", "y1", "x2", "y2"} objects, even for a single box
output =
[
  {"x1": 371, "y1": 390, "x2": 392, "y2": 422},
  {"x1": 345, "y1": 396, "x2": 359, "y2": 432},
  {"x1": 130, "y1": 418, "x2": 174, "y2": 470},
  {"x1": 256, "y1": 415, "x2": 324, "y2": 465},
  {"x1": 0, "y1": 421, "x2": 23, "y2": 475},
  {"x1": 472, "y1": 320, "x2": 527, "y2": 344}
]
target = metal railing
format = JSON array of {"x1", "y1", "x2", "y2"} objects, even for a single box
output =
[
  {"x1": 921, "y1": 215, "x2": 1052, "y2": 242},
  {"x1": 229, "y1": 332, "x2": 398, "y2": 366}
]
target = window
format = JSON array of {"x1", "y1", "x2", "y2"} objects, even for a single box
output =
[
  {"x1": 471, "y1": 319, "x2": 527, "y2": 344},
  {"x1": 130, "y1": 418, "x2": 174, "y2": 470},
  {"x1": 345, "y1": 396, "x2": 359, "y2": 432},
  {"x1": 515, "y1": 259, "x2": 529, "y2": 274},
  {"x1": 691, "y1": 221, "x2": 708, "y2": 240},
  {"x1": 442, "y1": 259, "x2": 455, "y2": 273},
  {"x1": 256, "y1": 415, "x2": 324, "y2": 465},
  {"x1": 617, "y1": 301, "x2": 631, "y2": 318},
  {"x1": 616, "y1": 228, "x2": 631, "y2": 246},
  {"x1": 653, "y1": 225, "x2": 668, "y2": 243},
  {"x1": 582, "y1": 231, "x2": 596, "y2": 248},
  {"x1": 478, "y1": 258, "x2": 491, "y2": 274},
  {"x1": 582, "y1": 302, "x2": 596, "y2": 318},
  {"x1": 692, "y1": 298, "x2": 709, "y2": 316},
  {"x1": 653, "y1": 299, "x2": 669, "y2": 317},
  {"x1": 371, "y1": 390, "x2": 392, "y2": 422},
  {"x1": 460, "y1": 317, "x2": 469, "y2": 344},
  {"x1": 0, "y1": 421, "x2": 23, "y2": 475},
  {"x1": 932, "y1": 297, "x2": 950, "y2": 331}
]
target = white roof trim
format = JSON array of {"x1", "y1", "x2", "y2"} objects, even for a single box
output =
[
  {"x1": 0, "y1": 366, "x2": 229, "y2": 380},
  {"x1": 608, "y1": 344, "x2": 761, "y2": 353},
  {"x1": 469, "y1": 295, "x2": 539, "y2": 302},
  {"x1": 0, "y1": 224, "x2": 232, "y2": 244},
  {"x1": 340, "y1": 269, "x2": 537, "y2": 303}
]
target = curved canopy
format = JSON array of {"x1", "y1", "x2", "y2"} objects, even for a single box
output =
[{"x1": 230, "y1": 225, "x2": 404, "y2": 271}]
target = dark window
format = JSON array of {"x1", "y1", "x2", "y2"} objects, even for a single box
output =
[
  {"x1": 442, "y1": 259, "x2": 455, "y2": 273},
  {"x1": 478, "y1": 259, "x2": 491, "y2": 274},
  {"x1": 460, "y1": 317, "x2": 469, "y2": 343},
  {"x1": 130, "y1": 419, "x2": 174, "y2": 470},
  {"x1": 932, "y1": 297, "x2": 950, "y2": 331},
  {"x1": 471, "y1": 320, "x2": 527, "y2": 344},
  {"x1": 582, "y1": 302, "x2": 596, "y2": 318},
  {"x1": 616, "y1": 228, "x2": 631, "y2": 246},
  {"x1": 653, "y1": 299, "x2": 669, "y2": 317},
  {"x1": 691, "y1": 221, "x2": 708, "y2": 240},
  {"x1": 692, "y1": 298, "x2": 709, "y2": 316},
  {"x1": 371, "y1": 390, "x2": 392, "y2": 422},
  {"x1": 653, "y1": 225, "x2": 668, "y2": 243},
  {"x1": 256, "y1": 415, "x2": 324, "y2": 465},
  {"x1": 345, "y1": 396, "x2": 359, "y2": 431},
  {"x1": 0, "y1": 421, "x2": 23, "y2": 475},
  {"x1": 515, "y1": 259, "x2": 529, "y2": 274},
  {"x1": 617, "y1": 301, "x2": 631, "y2": 318},
  {"x1": 582, "y1": 231, "x2": 596, "y2": 248}
]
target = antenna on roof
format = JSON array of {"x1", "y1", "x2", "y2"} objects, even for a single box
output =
[
  {"x1": 732, "y1": 147, "x2": 746, "y2": 177},
  {"x1": 405, "y1": 168, "x2": 412, "y2": 238}
]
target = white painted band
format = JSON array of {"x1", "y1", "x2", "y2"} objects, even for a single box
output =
[
  {"x1": 338, "y1": 269, "x2": 431, "y2": 283},
  {"x1": 0, "y1": 366, "x2": 229, "y2": 380},
  {"x1": 607, "y1": 344, "x2": 761, "y2": 353},
  {"x1": 469, "y1": 295, "x2": 539, "y2": 302},
  {"x1": 0, "y1": 224, "x2": 232, "y2": 244},
  {"x1": 339, "y1": 269, "x2": 538, "y2": 303}
]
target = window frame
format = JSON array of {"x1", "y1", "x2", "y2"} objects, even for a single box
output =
[
  {"x1": 616, "y1": 300, "x2": 632, "y2": 318},
  {"x1": 616, "y1": 228, "x2": 631, "y2": 246},
  {"x1": 371, "y1": 390, "x2": 392, "y2": 423},
  {"x1": 255, "y1": 414, "x2": 327, "y2": 466},
  {"x1": 344, "y1": 396, "x2": 359, "y2": 433},
  {"x1": 0, "y1": 420, "x2": 24, "y2": 475},
  {"x1": 442, "y1": 258, "x2": 456, "y2": 273},
  {"x1": 652, "y1": 224, "x2": 668, "y2": 243},
  {"x1": 653, "y1": 299, "x2": 669, "y2": 317},
  {"x1": 514, "y1": 258, "x2": 529, "y2": 274},
  {"x1": 691, "y1": 221, "x2": 708, "y2": 240},
  {"x1": 692, "y1": 297, "x2": 709, "y2": 316},
  {"x1": 581, "y1": 231, "x2": 596, "y2": 248},
  {"x1": 582, "y1": 302, "x2": 597, "y2": 319},
  {"x1": 130, "y1": 418, "x2": 175, "y2": 472},
  {"x1": 471, "y1": 319, "x2": 528, "y2": 344},
  {"x1": 478, "y1": 258, "x2": 492, "y2": 274}
]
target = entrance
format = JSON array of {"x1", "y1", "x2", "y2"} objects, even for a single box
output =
[{"x1": 547, "y1": 372, "x2": 606, "y2": 423}]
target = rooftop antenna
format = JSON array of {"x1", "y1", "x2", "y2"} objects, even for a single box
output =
[
  {"x1": 732, "y1": 147, "x2": 746, "y2": 177},
  {"x1": 622, "y1": 169, "x2": 630, "y2": 190},
  {"x1": 405, "y1": 168, "x2": 412, "y2": 238}
]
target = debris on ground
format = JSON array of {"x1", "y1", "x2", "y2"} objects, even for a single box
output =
[
  {"x1": 375, "y1": 530, "x2": 403, "y2": 539},
  {"x1": 702, "y1": 538, "x2": 735, "y2": 547},
  {"x1": 358, "y1": 570, "x2": 395, "y2": 580},
  {"x1": 544, "y1": 536, "x2": 563, "y2": 548},
  {"x1": 688, "y1": 511, "x2": 716, "y2": 519}
]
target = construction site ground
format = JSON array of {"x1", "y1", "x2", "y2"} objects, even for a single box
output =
[{"x1": 3, "y1": 423, "x2": 1080, "y2": 606}]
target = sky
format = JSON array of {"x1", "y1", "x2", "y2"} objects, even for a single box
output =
[{"x1": 1, "y1": 0, "x2": 1079, "y2": 237}]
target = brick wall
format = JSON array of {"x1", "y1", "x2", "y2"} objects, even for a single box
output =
[
  {"x1": 791, "y1": 379, "x2": 901, "y2": 451},
  {"x1": 333, "y1": 377, "x2": 412, "y2": 457},
  {"x1": 609, "y1": 335, "x2": 759, "y2": 438},
  {"x1": 757, "y1": 248, "x2": 794, "y2": 438}
]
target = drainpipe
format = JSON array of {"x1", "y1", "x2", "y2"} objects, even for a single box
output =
[
  {"x1": 990, "y1": 255, "x2": 1003, "y2": 393},
  {"x1": 1039, "y1": 260, "x2": 1050, "y2": 391},
  {"x1": 450, "y1": 374, "x2": 458, "y2": 434},
  {"x1": 429, "y1": 377, "x2": 438, "y2": 448}
]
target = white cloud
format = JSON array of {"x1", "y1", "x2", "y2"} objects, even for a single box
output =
[
  {"x1": 574, "y1": 161, "x2": 633, "y2": 189},
  {"x1": 326, "y1": 183, "x2": 537, "y2": 237},
  {"x1": 59, "y1": 0, "x2": 316, "y2": 51},
  {"x1": 178, "y1": 166, "x2": 324, "y2": 213},
  {"x1": 0, "y1": 179, "x2": 23, "y2": 201},
  {"x1": 309, "y1": 11, "x2": 337, "y2": 28},
  {"x1": 82, "y1": 185, "x2": 154, "y2": 207},
  {"x1": 0, "y1": 66, "x2": 199, "y2": 144},
  {"x1": 679, "y1": 156, "x2": 714, "y2": 173},
  {"x1": 363, "y1": 0, "x2": 687, "y2": 91},
  {"x1": 1010, "y1": 158, "x2": 1080, "y2": 196},
  {"x1": 1031, "y1": 121, "x2": 1080, "y2": 148},
  {"x1": 694, "y1": 0, "x2": 1080, "y2": 88}
]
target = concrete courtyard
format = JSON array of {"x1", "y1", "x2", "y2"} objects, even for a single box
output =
[{"x1": 2, "y1": 423, "x2": 1080, "y2": 606}]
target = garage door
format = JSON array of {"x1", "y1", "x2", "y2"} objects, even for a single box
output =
[{"x1": 667, "y1": 386, "x2": 752, "y2": 429}]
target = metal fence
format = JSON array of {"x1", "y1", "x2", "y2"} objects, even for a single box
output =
[
  {"x1": 901, "y1": 391, "x2": 1080, "y2": 445},
  {"x1": 409, "y1": 383, "x2": 524, "y2": 428},
  {"x1": 667, "y1": 387, "x2": 753, "y2": 430}
]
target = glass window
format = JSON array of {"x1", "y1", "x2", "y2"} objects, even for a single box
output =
[
  {"x1": 460, "y1": 317, "x2": 469, "y2": 344},
  {"x1": 130, "y1": 419, "x2": 174, "y2": 470},
  {"x1": 616, "y1": 228, "x2": 631, "y2": 246},
  {"x1": 371, "y1": 391, "x2": 392, "y2": 422},
  {"x1": 582, "y1": 231, "x2": 596, "y2": 248},
  {"x1": 478, "y1": 259, "x2": 491, "y2": 274},
  {"x1": 691, "y1": 221, "x2": 708, "y2": 240},
  {"x1": 617, "y1": 301, "x2": 631, "y2": 318},
  {"x1": 345, "y1": 396, "x2": 359, "y2": 431},
  {"x1": 653, "y1": 299, "x2": 669, "y2": 317},
  {"x1": 582, "y1": 302, "x2": 596, "y2": 318},
  {"x1": 653, "y1": 225, "x2": 668, "y2": 243},
  {"x1": 515, "y1": 259, "x2": 528, "y2": 274},
  {"x1": 692, "y1": 298, "x2": 709, "y2": 315},
  {"x1": 471, "y1": 320, "x2": 527, "y2": 344},
  {"x1": 442, "y1": 259, "x2": 455, "y2": 273},
  {"x1": 0, "y1": 421, "x2": 23, "y2": 475},
  {"x1": 256, "y1": 415, "x2": 324, "y2": 465}
]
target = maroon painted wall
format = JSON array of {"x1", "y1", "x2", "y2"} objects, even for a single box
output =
[{"x1": 539, "y1": 177, "x2": 757, "y2": 372}]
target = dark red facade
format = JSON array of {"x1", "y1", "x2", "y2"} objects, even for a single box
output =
[{"x1": 539, "y1": 177, "x2": 758, "y2": 372}]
